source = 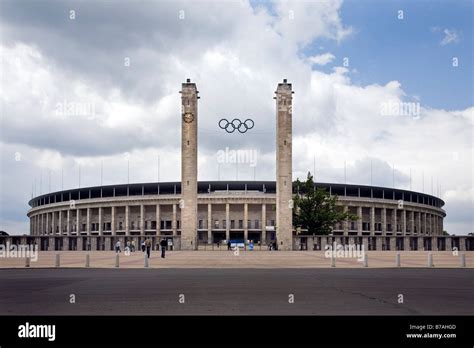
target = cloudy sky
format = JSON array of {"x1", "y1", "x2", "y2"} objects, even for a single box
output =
[{"x1": 0, "y1": 0, "x2": 472, "y2": 235}]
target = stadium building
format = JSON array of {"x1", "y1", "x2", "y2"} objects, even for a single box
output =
[{"x1": 2, "y1": 79, "x2": 473, "y2": 251}]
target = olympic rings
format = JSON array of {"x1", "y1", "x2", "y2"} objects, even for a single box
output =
[{"x1": 218, "y1": 118, "x2": 254, "y2": 133}]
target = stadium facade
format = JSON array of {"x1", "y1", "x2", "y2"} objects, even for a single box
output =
[{"x1": 2, "y1": 79, "x2": 473, "y2": 251}]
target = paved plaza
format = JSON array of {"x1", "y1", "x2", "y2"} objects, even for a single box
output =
[{"x1": 0, "y1": 250, "x2": 472, "y2": 268}]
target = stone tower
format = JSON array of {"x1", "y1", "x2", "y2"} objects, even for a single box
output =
[
  {"x1": 180, "y1": 78, "x2": 199, "y2": 250},
  {"x1": 275, "y1": 79, "x2": 293, "y2": 250}
]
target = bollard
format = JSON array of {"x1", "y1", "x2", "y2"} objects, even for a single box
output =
[
  {"x1": 144, "y1": 252, "x2": 149, "y2": 268},
  {"x1": 460, "y1": 254, "x2": 466, "y2": 268},
  {"x1": 85, "y1": 253, "x2": 90, "y2": 268},
  {"x1": 396, "y1": 252, "x2": 401, "y2": 267},
  {"x1": 363, "y1": 253, "x2": 368, "y2": 267},
  {"x1": 428, "y1": 252, "x2": 434, "y2": 267},
  {"x1": 25, "y1": 257, "x2": 30, "y2": 268},
  {"x1": 55, "y1": 253, "x2": 60, "y2": 267},
  {"x1": 331, "y1": 255, "x2": 336, "y2": 268},
  {"x1": 115, "y1": 253, "x2": 119, "y2": 268}
]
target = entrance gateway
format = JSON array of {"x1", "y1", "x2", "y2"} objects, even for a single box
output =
[{"x1": 180, "y1": 78, "x2": 294, "y2": 250}]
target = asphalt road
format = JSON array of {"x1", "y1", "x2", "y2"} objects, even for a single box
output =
[{"x1": 0, "y1": 268, "x2": 472, "y2": 315}]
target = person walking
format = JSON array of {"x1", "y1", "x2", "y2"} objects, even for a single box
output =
[
  {"x1": 141, "y1": 239, "x2": 146, "y2": 252},
  {"x1": 227, "y1": 240, "x2": 231, "y2": 251},
  {"x1": 160, "y1": 238, "x2": 167, "y2": 258},
  {"x1": 115, "y1": 240, "x2": 121, "y2": 253},
  {"x1": 145, "y1": 238, "x2": 152, "y2": 258},
  {"x1": 131, "y1": 240, "x2": 136, "y2": 252}
]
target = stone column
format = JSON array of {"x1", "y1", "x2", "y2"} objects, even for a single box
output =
[
  {"x1": 445, "y1": 237, "x2": 452, "y2": 251},
  {"x1": 244, "y1": 203, "x2": 248, "y2": 243},
  {"x1": 207, "y1": 203, "x2": 212, "y2": 244},
  {"x1": 370, "y1": 206, "x2": 375, "y2": 235},
  {"x1": 46, "y1": 213, "x2": 50, "y2": 234},
  {"x1": 275, "y1": 79, "x2": 293, "y2": 250},
  {"x1": 401, "y1": 210, "x2": 406, "y2": 234},
  {"x1": 59, "y1": 211, "x2": 63, "y2": 234},
  {"x1": 77, "y1": 236, "x2": 83, "y2": 251},
  {"x1": 48, "y1": 236, "x2": 55, "y2": 251},
  {"x1": 403, "y1": 236, "x2": 410, "y2": 251},
  {"x1": 125, "y1": 205, "x2": 130, "y2": 235},
  {"x1": 111, "y1": 206, "x2": 116, "y2": 235},
  {"x1": 86, "y1": 208, "x2": 91, "y2": 235},
  {"x1": 51, "y1": 211, "x2": 56, "y2": 234},
  {"x1": 417, "y1": 211, "x2": 421, "y2": 234},
  {"x1": 389, "y1": 236, "x2": 396, "y2": 251},
  {"x1": 418, "y1": 236, "x2": 424, "y2": 251},
  {"x1": 392, "y1": 208, "x2": 397, "y2": 233},
  {"x1": 382, "y1": 207, "x2": 387, "y2": 234},
  {"x1": 343, "y1": 205, "x2": 349, "y2": 235},
  {"x1": 423, "y1": 212, "x2": 427, "y2": 234},
  {"x1": 375, "y1": 236, "x2": 383, "y2": 251},
  {"x1": 432, "y1": 236, "x2": 438, "y2": 251},
  {"x1": 98, "y1": 207, "x2": 103, "y2": 235},
  {"x1": 155, "y1": 204, "x2": 160, "y2": 235},
  {"x1": 433, "y1": 214, "x2": 438, "y2": 235},
  {"x1": 180, "y1": 79, "x2": 199, "y2": 250},
  {"x1": 140, "y1": 204, "x2": 145, "y2": 235},
  {"x1": 76, "y1": 208, "x2": 80, "y2": 234},
  {"x1": 357, "y1": 206, "x2": 362, "y2": 234},
  {"x1": 261, "y1": 203, "x2": 267, "y2": 244},
  {"x1": 172, "y1": 203, "x2": 177, "y2": 236},
  {"x1": 362, "y1": 236, "x2": 368, "y2": 251},
  {"x1": 225, "y1": 203, "x2": 230, "y2": 242}
]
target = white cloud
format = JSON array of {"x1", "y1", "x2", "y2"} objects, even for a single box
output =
[
  {"x1": 440, "y1": 28, "x2": 460, "y2": 45},
  {"x1": 308, "y1": 53, "x2": 335, "y2": 66}
]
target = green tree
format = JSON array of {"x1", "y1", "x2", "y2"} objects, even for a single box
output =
[{"x1": 293, "y1": 172, "x2": 358, "y2": 235}]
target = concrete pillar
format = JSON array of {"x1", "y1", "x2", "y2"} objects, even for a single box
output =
[
  {"x1": 321, "y1": 236, "x2": 328, "y2": 251},
  {"x1": 404, "y1": 236, "x2": 410, "y2": 251},
  {"x1": 439, "y1": 216, "x2": 444, "y2": 235},
  {"x1": 389, "y1": 236, "x2": 396, "y2": 251},
  {"x1": 357, "y1": 206, "x2": 362, "y2": 234},
  {"x1": 261, "y1": 203, "x2": 266, "y2": 244},
  {"x1": 446, "y1": 237, "x2": 452, "y2": 251},
  {"x1": 409, "y1": 210, "x2": 415, "y2": 234},
  {"x1": 48, "y1": 236, "x2": 54, "y2": 251},
  {"x1": 225, "y1": 203, "x2": 230, "y2": 242},
  {"x1": 417, "y1": 211, "x2": 421, "y2": 234},
  {"x1": 180, "y1": 79, "x2": 199, "y2": 250},
  {"x1": 172, "y1": 203, "x2": 177, "y2": 236},
  {"x1": 392, "y1": 209, "x2": 397, "y2": 233},
  {"x1": 362, "y1": 236, "x2": 368, "y2": 251},
  {"x1": 370, "y1": 206, "x2": 375, "y2": 235},
  {"x1": 140, "y1": 204, "x2": 145, "y2": 235},
  {"x1": 63, "y1": 237, "x2": 68, "y2": 251},
  {"x1": 459, "y1": 238, "x2": 466, "y2": 251},
  {"x1": 156, "y1": 204, "x2": 160, "y2": 235},
  {"x1": 51, "y1": 211, "x2": 56, "y2": 234},
  {"x1": 416, "y1": 236, "x2": 422, "y2": 251},
  {"x1": 432, "y1": 236, "x2": 438, "y2": 251},
  {"x1": 423, "y1": 212, "x2": 427, "y2": 234},
  {"x1": 207, "y1": 203, "x2": 212, "y2": 244},
  {"x1": 275, "y1": 79, "x2": 293, "y2": 250},
  {"x1": 77, "y1": 236, "x2": 83, "y2": 251},
  {"x1": 76, "y1": 208, "x2": 80, "y2": 234},
  {"x1": 46, "y1": 213, "x2": 50, "y2": 234},
  {"x1": 66, "y1": 210, "x2": 70, "y2": 235},
  {"x1": 244, "y1": 203, "x2": 248, "y2": 243},
  {"x1": 125, "y1": 205, "x2": 130, "y2": 234},
  {"x1": 59, "y1": 211, "x2": 63, "y2": 234},
  {"x1": 98, "y1": 207, "x2": 103, "y2": 236},
  {"x1": 111, "y1": 206, "x2": 116, "y2": 235},
  {"x1": 375, "y1": 236, "x2": 382, "y2": 251},
  {"x1": 86, "y1": 208, "x2": 91, "y2": 235},
  {"x1": 401, "y1": 210, "x2": 406, "y2": 234},
  {"x1": 343, "y1": 205, "x2": 349, "y2": 235},
  {"x1": 382, "y1": 207, "x2": 387, "y2": 234}
]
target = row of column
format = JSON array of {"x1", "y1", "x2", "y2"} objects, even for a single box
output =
[
  {"x1": 31, "y1": 202, "x2": 271, "y2": 240},
  {"x1": 342, "y1": 206, "x2": 443, "y2": 236}
]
